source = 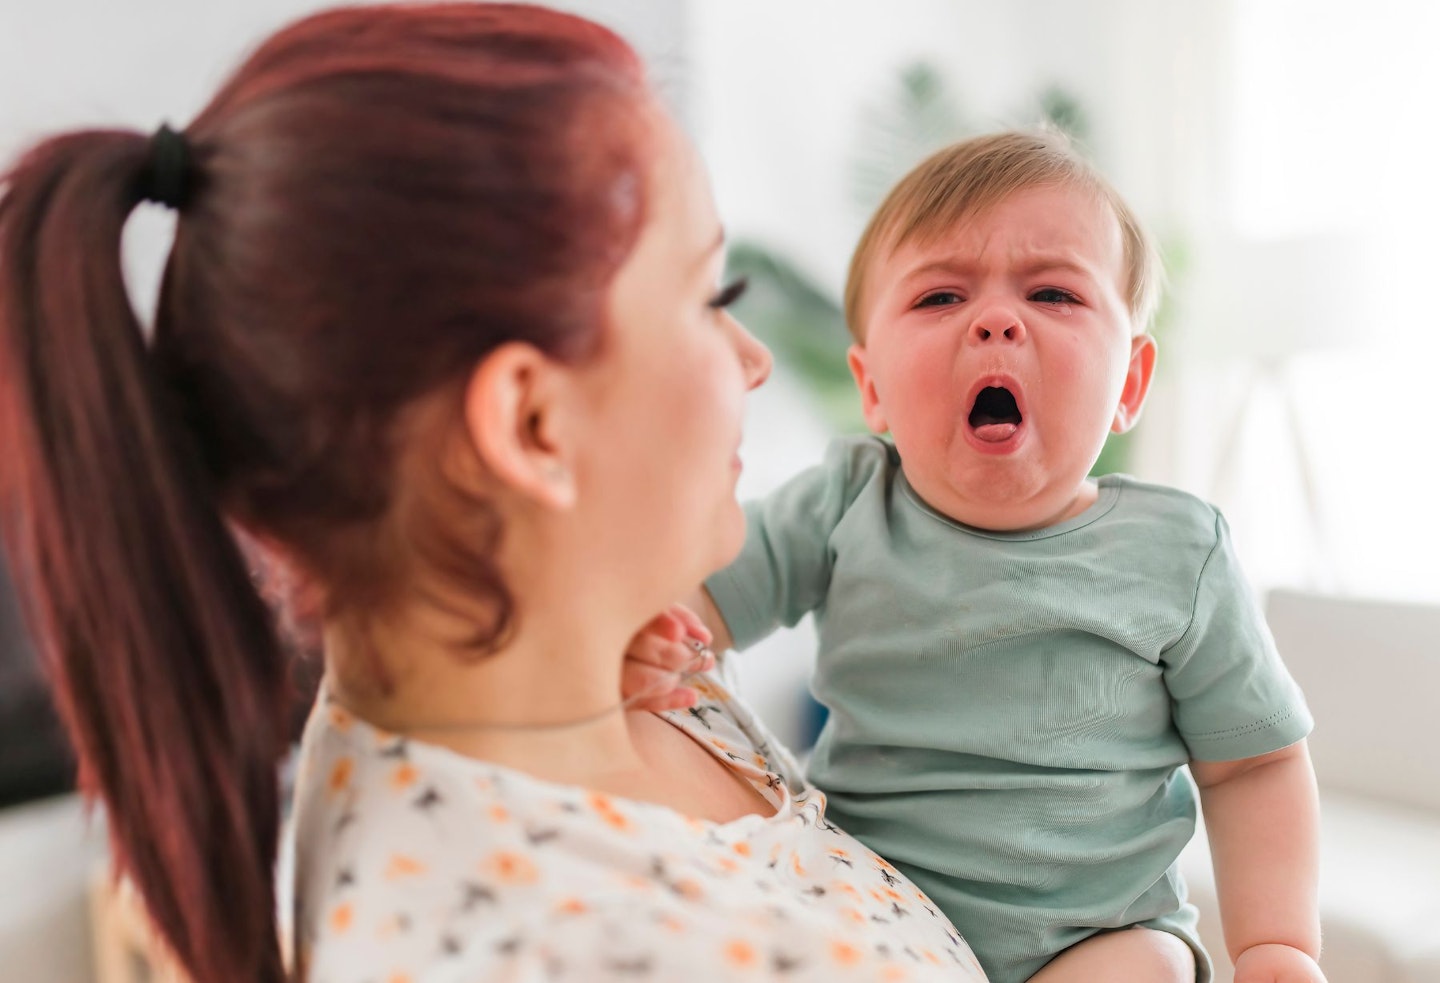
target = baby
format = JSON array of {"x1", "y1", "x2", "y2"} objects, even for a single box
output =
[{"x1": 635, "y1": 131, "x2": 1324, "y2": 983}]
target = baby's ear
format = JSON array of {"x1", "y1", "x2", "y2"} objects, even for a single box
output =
[
  {"x1": 847, "y1": 343, "x2": 890, "y2": 434},
  {"x1": 1111, "y1": 333, "x2": 1158, "y2": 434}
]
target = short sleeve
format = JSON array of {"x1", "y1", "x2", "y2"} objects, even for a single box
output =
[
  {"x1": 1161, "y1": 512, "x2": 1314, "y2": 762},
  {"x1": 705, "y1": 437, "x2": 884, "y2": 651}
]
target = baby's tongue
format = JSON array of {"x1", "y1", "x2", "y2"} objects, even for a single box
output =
[{"x1": 973, "y1": 423, "x2": 1018, "y2": 443}]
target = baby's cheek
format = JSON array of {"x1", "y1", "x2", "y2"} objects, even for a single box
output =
[{"x1": 1044, "y1": 339, "x2": 1093, "y2": 387}]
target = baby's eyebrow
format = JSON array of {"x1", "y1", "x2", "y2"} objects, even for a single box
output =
[
  {"x1": 899, "y1": 255, "x2": 1097, "y2": 283},
  {"x1": 1014, "y1": 256, "x2": 1096, "y2": 279},
  {"x1": 899, "y1": 259, "x2": 972, "y2": 282}
]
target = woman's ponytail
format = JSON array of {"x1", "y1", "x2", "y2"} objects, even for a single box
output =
[{"x1": 0, "y1": 130, "x2": 288, "y2": 983}]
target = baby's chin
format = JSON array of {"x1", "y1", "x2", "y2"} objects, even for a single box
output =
[{"x1": 926, "y1": 458, "x2": 1094, "y2": 533}]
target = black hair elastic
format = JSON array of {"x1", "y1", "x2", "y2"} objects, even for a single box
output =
[{"x1": 139, "y1": 123, "x2": 192, "y2": 210}]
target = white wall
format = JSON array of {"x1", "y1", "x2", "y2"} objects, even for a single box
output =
[{"x1": 689, "y1": 0, "x2": 1234, "y2": 294}]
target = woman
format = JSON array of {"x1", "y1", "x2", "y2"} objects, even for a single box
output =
[{"x1": 0, "y1": 5, "x2": 987, "y2": 982}]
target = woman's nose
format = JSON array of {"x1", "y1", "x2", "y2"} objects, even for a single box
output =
[{"x1": 732, "y1": 317, "x2": 772, "y2": 390}]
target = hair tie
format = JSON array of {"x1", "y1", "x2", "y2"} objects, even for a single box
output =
[{"x1": 140, "y1": 123, "x2": 192, "y2": 210}]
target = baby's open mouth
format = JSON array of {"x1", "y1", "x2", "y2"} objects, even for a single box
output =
[{"x1": 968, "y1": 386, "x2": 1022, "y2": 443}]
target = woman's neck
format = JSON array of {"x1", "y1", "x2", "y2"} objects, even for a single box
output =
[{"x1": 324, "y1": 593, "x2": 654, "y2": 786}]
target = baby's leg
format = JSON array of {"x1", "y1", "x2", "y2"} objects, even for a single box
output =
[{"x1": 1027, "y1": 927, "x2": 1195, "y2": 983}]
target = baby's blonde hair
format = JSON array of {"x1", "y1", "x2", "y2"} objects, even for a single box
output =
[{"x1": 843, "y1": 130, "x2": 1162, "y2": 340}]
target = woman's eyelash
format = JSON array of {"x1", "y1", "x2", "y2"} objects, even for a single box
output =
[{"x1": 708, "y1": 276, "x2": 749, "y2": 309}]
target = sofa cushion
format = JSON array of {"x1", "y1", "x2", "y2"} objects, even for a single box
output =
[
  {"x1": 1266, "y1": 589, "x2": 1440, "y2": 815},
  {"x1": 1179, "y1": 789, "x2": 1440, "y2": 983}
]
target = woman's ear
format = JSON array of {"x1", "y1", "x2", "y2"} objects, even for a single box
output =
[
  {"x1": 1111, "y1": 333, "x2": 1158, "y2": 434},
  {"x1": 462, "y1": 343, "x2": 577, "y2": 510}
]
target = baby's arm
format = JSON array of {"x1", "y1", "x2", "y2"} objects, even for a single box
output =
[{"x1": 1191, "y1": 740, "x2": 1327, "y2": 982}]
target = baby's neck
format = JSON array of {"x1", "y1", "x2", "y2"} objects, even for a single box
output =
[{"x1": 924, "y1": 476, "x2": 1101, "y2": 533}]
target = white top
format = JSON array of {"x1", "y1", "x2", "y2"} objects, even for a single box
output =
[{"x1": 286, "y1": 665, "x2": 987, "y2": 982}]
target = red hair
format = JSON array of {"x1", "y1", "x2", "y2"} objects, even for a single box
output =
[{"x1": 0, "y1": 5, "x2": 648, "y2": 981}]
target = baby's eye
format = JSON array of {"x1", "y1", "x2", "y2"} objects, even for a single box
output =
[
  {"x1": 915, "y1": 290, "x2": 964, "y2": 309},
  {"x1": 1030, "y1": 287, "x2": 1079, "y2": 306}
]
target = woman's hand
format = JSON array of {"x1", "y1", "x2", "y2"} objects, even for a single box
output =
[
  {"x1": 621, "y1": 603, "x2": 715, "y2": 712},
  {"x1": 1233, "y1": 943, "x2": 1327, "y2": 983}
]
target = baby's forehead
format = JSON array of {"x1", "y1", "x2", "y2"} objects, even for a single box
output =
[{"x1": 880, "y1": 183, "x2": 1125, "y2": 277}]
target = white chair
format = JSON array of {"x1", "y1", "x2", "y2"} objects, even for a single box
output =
[{"x1": 1179, "y1": 588, "x2": 1440, "y2": 983}]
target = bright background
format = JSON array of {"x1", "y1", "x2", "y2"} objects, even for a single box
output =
[
  {"x1": 2, "y1": 0, "x2": 1436, "y2": 753},
  {"x1": 0, "y1": 3, "x2": 1437, "y2": 979}
]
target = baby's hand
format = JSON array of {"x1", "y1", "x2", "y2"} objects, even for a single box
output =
[
  {"x1": 621, "y1": 603, "x2": 715, "y2": 712},
  {"x1": 1233, "y1": 943, "x2": 1327, "y2": 983}
]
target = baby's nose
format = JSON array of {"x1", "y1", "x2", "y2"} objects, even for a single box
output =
[{"x1": 968, "y1": 309, "x2": 1027, "y2": 344}]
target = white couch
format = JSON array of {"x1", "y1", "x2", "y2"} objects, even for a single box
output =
[
  {"x1": 1179, "y1": 588, "x2": 1440, "y2": 982},
  {"x1": 0, "y1": 793, "x2": 105, "y2": 983}
]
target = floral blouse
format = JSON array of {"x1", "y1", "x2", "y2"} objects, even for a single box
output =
[{"x1": 286, "y1": 666, "x2": 987, "y2": 982}]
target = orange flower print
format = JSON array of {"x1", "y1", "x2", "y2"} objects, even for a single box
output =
[
  {"x1": 658, "y1": 913, "x2": 686, "y2": 934},
  {"x1": 690, "y1": 678, "x2": 722, "y2": 701},
  {"x1": 842, "y1": 907, "x2": 866, "y2": 925},
  {"x1": 384, "y1": 854, "x2": 427, "y2": 880},
  {"x1": 390, "y1": 762, "x2": 419, "y2": 792},
  {"x1": 599, "y1": 809, "x2": 632, "y2": 832},
  {"x1": 387, "y1": 974, "x2": 414, "y2": 983},
  {"x1": 881, "y1": 965, "x2": 909, "y2": 982},
  {"x1": 327, "y1": 758, "x2": 354, "y2": 797},
  {"x1": 482, "y1": 850, "x2": 539, "y2": 886},
  {"x1": 724, "y1": 939, "x2": 759, "y2": 969},
  {"x1": 831, "y1": 880, "x2": 861, "y2": 899},
  {"x1": 587, "y1": 792, "x2": 633, "y2": 832},
  {"x1": 329, "y1": 902, "x2": 354, "y2": 935},
  {"x1": 555, "y1": 897, "x2": 587, "y2": 916},
  {"x1": 831, "y1": 940, "x2": 863, "y2": 966},
  {"x1": 790, "y1": 854, "x2": 807, "y2": 877},
  {"x1": 715, "y1": 856, "x2": 741, "y2": 874},
  {"x1": 488, "y1": 804, "x2": 510, "y2": 824},
  {"x1": 672, "y1": 878, "x2": 705, "y2": 901},
  {"x1": 326, "y1": 705, "x2": 353, "y2": 733},
  {"x1": 732, "y1": 841, "x2": 752, "y2": 857}
]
